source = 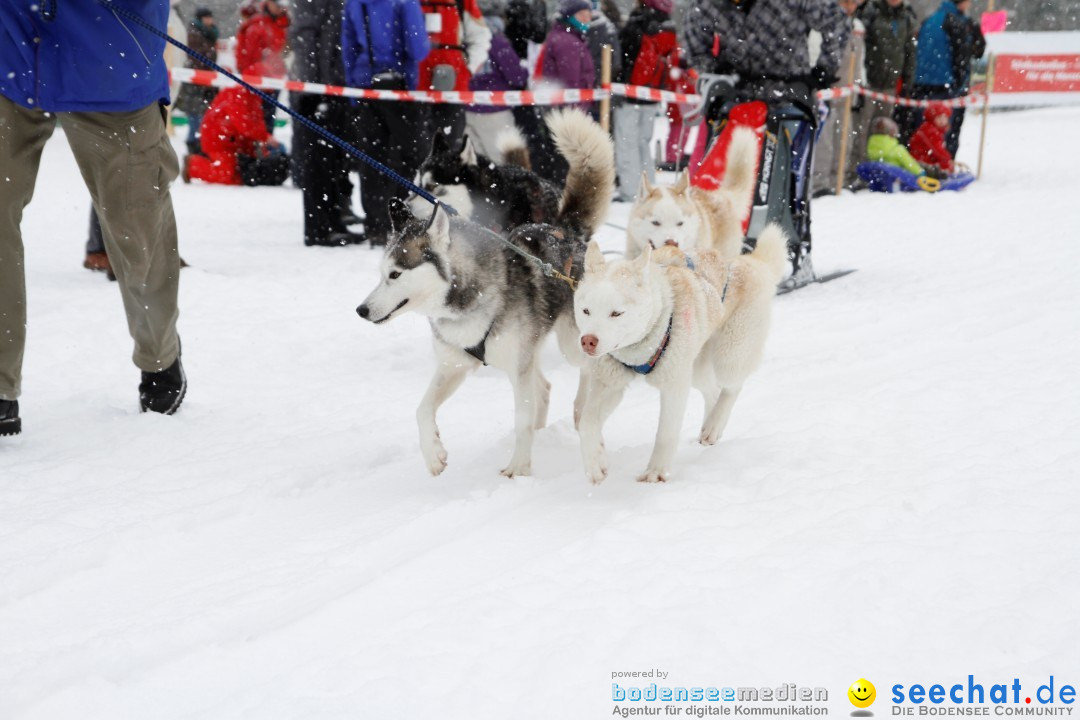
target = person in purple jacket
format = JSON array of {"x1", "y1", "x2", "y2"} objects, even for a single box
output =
[
  {"x1": 539, "y1": 0, "x2": 596, "y2": 104},
  {"x1": 465, "y1": 0, "x2": 529, "y2": 160}
]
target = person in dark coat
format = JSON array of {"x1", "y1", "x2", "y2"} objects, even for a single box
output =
[
  {"x1": 289, "y1": 0, "x2": 365, "y2": 246},
  {"x1": 174, "y1": 7, "x2": 220, "y2": 157},
  {"x1": 909, "y1": 0, "x2": 986, "y2": 155},
  {"x1": 858, "y1": 0, "x2": 919, "y2": 156},
  {"x1": 505, "y1": 0, "x2": 555, "y2": 178},
  {"x1": 342, "y1": 0, "x2": 432, "y2": 246}
]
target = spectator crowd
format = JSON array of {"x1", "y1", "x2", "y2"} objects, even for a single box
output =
[{"x1": 168, "y1": 0, "x2": 987, "y2": 241}]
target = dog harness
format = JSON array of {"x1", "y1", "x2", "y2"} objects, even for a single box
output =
[
  {"x1": 621, "y1": 316, "x2": 673, "y2": 375},
  {"x1": 618, "y1": 257, "x2": 730, "y2": 375},
  {"x1": 433, "y1": 322, "x2": 494, "y2": 365},
  {"x1": 464, "y1": 323, "x2": 493, "y2": 365}
]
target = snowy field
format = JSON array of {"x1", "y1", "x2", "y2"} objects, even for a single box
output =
[{"x1": 3, "y1": 106, "x2": 1079, "y2": 718}]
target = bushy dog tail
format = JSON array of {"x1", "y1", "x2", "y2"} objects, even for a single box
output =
[
  {"x1": 547, "y1": 108, "x2": 615, "y2": 236},
  {"x1": 750, "y1": 223, "x2": 790, "y2": 286},
  {"x1": 496, "y1": 126, "x2": 532, "y2": 170},
  {"x1": 720, "y1": 126, "x2": 759, "y2": 223}
]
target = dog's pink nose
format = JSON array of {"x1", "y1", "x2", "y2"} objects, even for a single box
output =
[
  {"x1": 581, "y1": 334, "x2": 599, "y2": 355},
  {"x1": 664, "y1": 239, "x2": 678, "y2": 247}
]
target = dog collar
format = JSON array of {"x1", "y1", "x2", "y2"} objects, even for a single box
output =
[{"x1": 620, "y1": 315, "x2": 673, "y2": 375}]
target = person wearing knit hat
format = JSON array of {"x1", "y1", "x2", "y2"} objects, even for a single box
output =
[
  {"x1": 539, "y1": 0, "x2": 594, "y2": 94},
  {"x1": 559, "y1": 0, "x2": 591, "y2": 16},
  {"x1": 534, "y1": 0, "x2": 594, "y2": 183}
]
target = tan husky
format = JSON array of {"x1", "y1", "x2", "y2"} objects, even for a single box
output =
[
  {"x1": 626, "y1": 126, "x2": 759, "y2": 260},
  {"x1": 574, "y1": 223, "x2": 788, "y2": 484}
]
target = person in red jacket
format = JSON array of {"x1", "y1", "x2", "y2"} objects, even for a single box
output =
[
  {"x1": 185, "y1": 87, "x2": 282, "y2": 185},
  {"x1": 235, "y1": 0, "x2": 290, "y2": 133},
  {"x1": 908, "y1": 102, "x2": 955, "y2": 174}
]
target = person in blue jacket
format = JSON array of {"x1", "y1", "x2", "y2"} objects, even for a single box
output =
[
  {"x1": 0, "y1": 0, "x2": 187, "y2": 436},
  {"x1": 907, "y1": 0, "x2": 986, "y2": 155},
  {"x1": 341, "y1": 0, "x2": 432, "y2": 246}
]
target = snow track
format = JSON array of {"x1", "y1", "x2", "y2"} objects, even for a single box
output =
[{"x1": 2, "y1": 107, "x2": 1078, "y2": 718}]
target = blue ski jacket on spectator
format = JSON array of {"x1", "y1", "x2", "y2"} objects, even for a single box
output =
[
  {"x1": 341, "y1": 0, "x2": 430, "y2": 90},
  {"x1": 0, "y1": 0, "x2": 171, "y2": 113},
  {"x1": 915, "y1": 1, "x2": 959, "y2": 87}
]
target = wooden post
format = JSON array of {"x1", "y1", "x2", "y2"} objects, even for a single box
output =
[
  {"x1": 977, "y1": 53, "x2": 995, "y2": 179},
  {"x1": 600, "y1": 44, "x2": 612, "y2": 133},
  {"x1": 834, "y1": 48, "x2": 859, "y2": 196}
]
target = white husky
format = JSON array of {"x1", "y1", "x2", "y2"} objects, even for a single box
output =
[
  {"x1": 626, "y1": 126, "x2": 759, "y2": 259},
  {"x1": 573, "y1": 224, "x2": 788, "y2": 484}
]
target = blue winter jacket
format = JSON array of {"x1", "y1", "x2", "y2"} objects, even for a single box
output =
[
  {"x1": 341, "y1": 0, "x2": 430, "y2": 90},
  {"x1": 914, "y1": 1, "x2": 958, "y2": 88},
  {"x1": 0, "y1": 0, "x2": 171, "y2": 113}
]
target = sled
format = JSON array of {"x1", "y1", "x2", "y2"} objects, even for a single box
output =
[{"x1": 856, "y1": 162, "x2": 976, "y2": 194}]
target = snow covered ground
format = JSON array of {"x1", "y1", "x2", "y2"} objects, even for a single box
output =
[{"x1": 2, "y1": 106, "x2": 1079, "y2": 719}]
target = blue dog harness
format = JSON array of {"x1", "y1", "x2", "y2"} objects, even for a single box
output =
[
  {"x1": 621, "y1": 316, "x2": 674, "y2": 375},
  {"x1": 617, "y1": 255, "x2": 729, "y2": 375}
]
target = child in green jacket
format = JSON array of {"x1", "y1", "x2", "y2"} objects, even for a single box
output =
[
  {"x1": 866, "y1": 116, "x2": 925, "y2": 175},
  {"x1": 865, "y1": 115, "x2": 945, "y2": 191}
]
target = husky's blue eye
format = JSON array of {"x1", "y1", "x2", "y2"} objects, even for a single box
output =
[{"x1": 389, "y1": 271, "x2": 401, "y2": 280}]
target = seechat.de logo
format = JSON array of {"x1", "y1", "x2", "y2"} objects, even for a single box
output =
[{"x1": 850, "y1": 679, "x2": 877, "y2": 714}]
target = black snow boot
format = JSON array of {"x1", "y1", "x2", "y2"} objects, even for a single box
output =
[
  {"x1": 139, "y1": 356, "x2": 187, "y2": 415},
  {"x1": 0, "y1": 399, "x2": 20, "y2": 436}
]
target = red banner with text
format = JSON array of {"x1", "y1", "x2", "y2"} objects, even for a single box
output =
[{"x1": 995, "y1": 54, "x2": 1080, "y2": 94}]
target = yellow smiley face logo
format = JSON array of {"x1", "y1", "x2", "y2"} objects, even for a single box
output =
[{"x1": 848, "y1": 679, "x2": 876, "y2": 708}]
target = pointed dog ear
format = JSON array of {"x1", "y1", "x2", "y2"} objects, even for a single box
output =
[
  {"x1": 459, "y1": 135, "x2": 478, "y2": 166},
  {"x1": 427, "y1": 205, "x2": 451, "y2": 251},
  {"x1": 584, "y1": 240, "x2": 606, "y2": 275},
  {"x1": 388, "y1": 198, "x2": 414, "y2": 234},
  {"x1": 639, "y1": 171, "x2": 654, "y2": 197},
  {"x1": 672, "y1": 169, "x2": 690, "y2": 193}
]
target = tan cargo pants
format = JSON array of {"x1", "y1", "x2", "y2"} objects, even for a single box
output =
[{"x1": 0, "y1": 95, "x2": 181, "y2": 400}]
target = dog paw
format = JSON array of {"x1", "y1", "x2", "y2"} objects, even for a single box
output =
[
  {"x1": 636, "y1": 470, "x2": 667, "y2": 484},
  {"x1": 422, "y1": 440, "x2": 448, "y2": 476},
  {"x1": 584, "y1": 457, "x2": 607, "y2": 484},
  {"x1": 500, "y1": 461, "x2": 532, "y2": 478}
]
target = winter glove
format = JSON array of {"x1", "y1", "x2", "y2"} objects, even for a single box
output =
[{"x1": 811, "y1": 64, "x2": 839, "y2": 91}]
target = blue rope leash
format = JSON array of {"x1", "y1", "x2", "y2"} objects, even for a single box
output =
[{"x1": 98, "y1": 0, "x2": 452, "y2": 214}]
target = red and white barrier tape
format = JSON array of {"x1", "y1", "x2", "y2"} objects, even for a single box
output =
[
  {"x1": 170, "y1": 67, "x2": 982, "y2": 110},
  {"x1": 855, "y1": 87, "x2": 988, "y2": 108},
  {"x1": 170, "y1": 67, "x2": 605, "y2": 106}
]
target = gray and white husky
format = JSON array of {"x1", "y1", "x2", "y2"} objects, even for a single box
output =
[{"x1": 357, "y1": 109, "x2": 614, "y2": 477}]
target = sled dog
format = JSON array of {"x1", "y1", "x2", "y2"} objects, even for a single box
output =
[
  {"x1": 358, "y1": 109, "x2": 615, "y2": 477},
  {"x1": 411, "y1": 125, "x2": 562, "y2": 233},
  {"x1": 574, "y1": 223, "x2": 788, "y2": 484},
  {"x1": 626, "y1": 126, "x2": 758, "y2": 259}
]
